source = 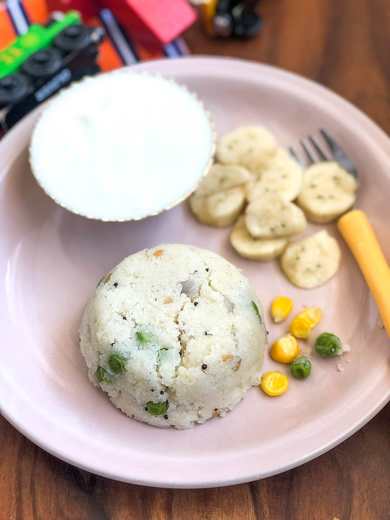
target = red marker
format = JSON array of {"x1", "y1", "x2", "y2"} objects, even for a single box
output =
[{"x1": 101, "y1": 0, "x2": 197, "y2": 49}]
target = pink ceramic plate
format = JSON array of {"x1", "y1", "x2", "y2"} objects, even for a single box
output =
[{"x1": 0, "y1": 58, "x2": 389, "y2": 488}]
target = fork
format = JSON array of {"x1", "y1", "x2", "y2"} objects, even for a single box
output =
[
  {"x1": 289, "y1": 129, "x2": 390, "y2": 337},
  {"x1": 288, "y1": 128, "x2": 358, "y2": 178}
]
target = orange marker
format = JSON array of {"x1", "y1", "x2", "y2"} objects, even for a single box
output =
[
  {"x1": 0, "y1": 9, "x2": 17, "y2": 50},
  {"x1": 23, "y1": 0, "x2": 48, "y2": 25}
]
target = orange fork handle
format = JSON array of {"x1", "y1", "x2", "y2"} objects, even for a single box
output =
[{"x1": 338, "y1": 210, "x2": 390, "y2": 338}]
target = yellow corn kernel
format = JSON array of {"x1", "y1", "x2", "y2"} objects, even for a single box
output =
[
  {"x1": 290, "y1": 307, "x2": 322, "y2": 339},
  {"x1": 270, "y1": 334, "x2": 300, "y2": 364},
  {"x1": 260, "y1": 371, "x2": 289, "y2": 397},
  {"x1": 271, "y1": 296, "x2": 293, "y2": 323}
]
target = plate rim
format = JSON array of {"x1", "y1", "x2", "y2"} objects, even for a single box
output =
[
  {"x1": 0, "y1": 56, "x2": 389, "y2": 488},
  {"x1": 1, "y1": 381, "x2": 389, "y2": 489}
]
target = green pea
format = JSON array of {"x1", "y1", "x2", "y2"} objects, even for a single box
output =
[
  {"x1": 95, "y1": 366, "x2": 112, "y2": 384},
  {"x1": 108, "y1": 352, "x2": 127, "y2": 374},
  {"x1": 251, "y1": 301, "x2": 262, "y2": 323},
  {"x1": 136, "y1": 330, "x2": 153, "y2": 346},
  {"x1": 290, "y1": 356, "x2": 312, "y2": 379},
  {"x1": 315, "y1": 332, "x2": 342, "y2": 358},
  {"x1": 145, "y1": 400, "x2": 169, "y2": 416}
]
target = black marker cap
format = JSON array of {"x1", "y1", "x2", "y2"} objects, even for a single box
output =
[
  {"x1": 22, "y1": 48, "x2": 63, "y2": 79},
  {"x1": 0, "y1": 73, "x2": 31, "y2": 107},
  {"x1": 55, "y1": 24, "x2": 92, "y2": 52}
]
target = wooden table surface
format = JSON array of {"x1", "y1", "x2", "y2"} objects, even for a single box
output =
[{"x1": 1, "y1": 0, "x2": 390, "y2": 518}]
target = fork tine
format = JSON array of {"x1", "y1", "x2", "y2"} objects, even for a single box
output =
[
  {"x1": 308, "y1": 136, "x2": 328, "y2": 162},
  {"x1": 320, "y1": 129, "x2": 341, "y2": 156},
  {"x1": 288, "y1": 147, "x2": 302, "y2": 165},
  {"x1": 320, "y1": 129, "x2": 358, "y2": 178},
  {"x1": 300, "y1": 139, "x2": 315, "y2": 165}
]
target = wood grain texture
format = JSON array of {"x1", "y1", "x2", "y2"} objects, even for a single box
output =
[{"x1": 1, "y1": 0, "x2": 390, "y2": 518}]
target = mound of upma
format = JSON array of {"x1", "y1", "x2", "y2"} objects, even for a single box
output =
[{"x1": 80, "y1": 244, "x2": 266, "y2": 429}]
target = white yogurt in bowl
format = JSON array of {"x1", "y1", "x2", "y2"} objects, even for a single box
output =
[{"x1": 30, "y1": 70, "x2": 215, "y2": 221}]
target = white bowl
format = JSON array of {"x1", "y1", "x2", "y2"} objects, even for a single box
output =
[{"x1": 30, "y1": 69, "x2": 215, "y2": 222}]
